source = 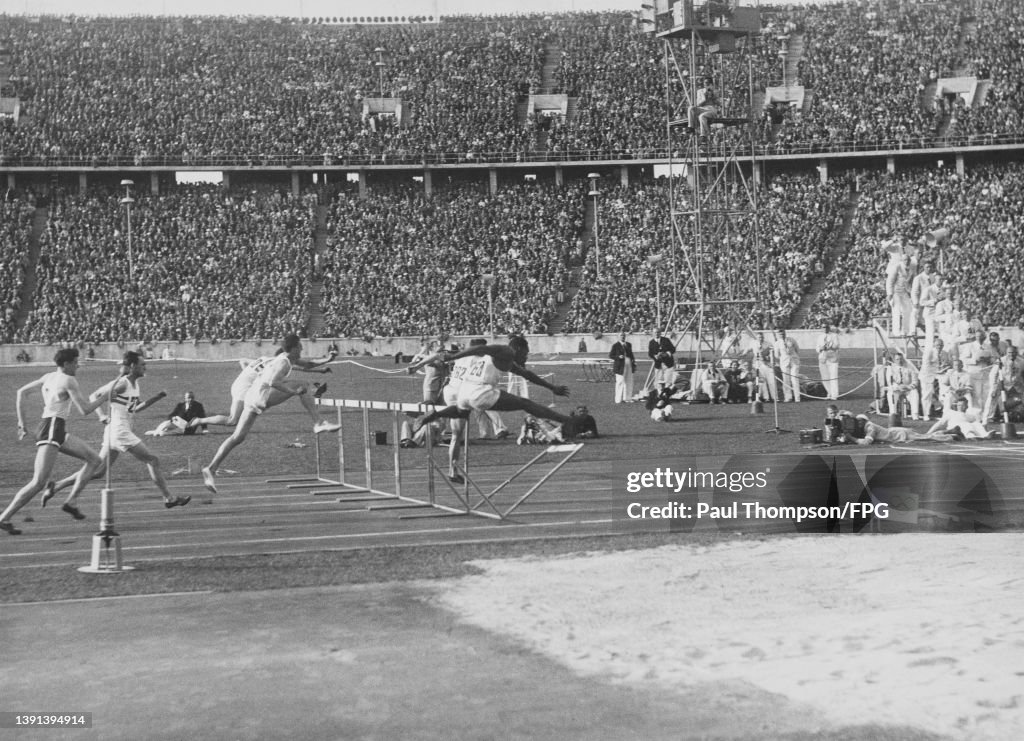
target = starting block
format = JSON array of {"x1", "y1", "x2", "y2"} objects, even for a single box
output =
[{"x1": 309, "y1": 397, "x2": 583, "y2": 521}]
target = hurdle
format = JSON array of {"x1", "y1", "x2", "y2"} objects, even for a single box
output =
[
  {"x1": 267, "y1": 399, "x2": 368, "y2": 494},
  {"x1": 313, "y1": 397, "x2": 584, "y2": 520},
  {"x1": 572, "y1": 358, "x2": 615, "y2": 382},
  {"x1": 411, "y1": 441, "x2": 584, "y2": 521},
  {"x1": 307, "y1": 398, "x2": 440, "y2": 499}
]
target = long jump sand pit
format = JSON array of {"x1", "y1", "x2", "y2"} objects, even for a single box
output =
[{"x1": 437, "y1": 534, "x2": 1024, "y2": 740}]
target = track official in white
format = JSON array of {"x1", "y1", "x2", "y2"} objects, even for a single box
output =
[
  {"x1": 815, "y1": 323, "x2": 840, "y2": 400},
  {"x1": 773, "y1": 329, "x2": 801, "y2": 402}
]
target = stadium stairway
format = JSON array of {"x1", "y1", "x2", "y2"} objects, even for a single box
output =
[
  {"x1": 529, "y1": 40, "x2": 565, "y2": 155},
  {"x1": 788, "y1": 190, "x2": 861, "y2": 330},
  {"x1": 783, "y1": 33, "x2": 804, "y2": 88},
  {"x1": 972, "y1": 79, "x2": 992, "y2": 107},
  {"x1": 546, "y1": 265, "x2": 583, "y2": 334},
  {"x1": 516, "y1": 98, "x2": 530, "y2": 125},
  {"x1": 920, "y1": 80, "x2": 938, "y2": 115},
  {"x1": 305, "y1": 203, "x2": 328, "y2": 338},
  {"x1": 540, "y1": 39, "x2": 561, "y2": 92},
  {"x1": 12, "y1": 203, "x2": 48, "y2": 336},
  {"x1": 546, "y1": 194, "x2": 593, "y2": 333},
  {"x1": 800, "y1": 88, "x2": 814, "y2": 115}
]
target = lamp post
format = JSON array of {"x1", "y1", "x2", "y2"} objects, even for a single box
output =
[
  {"x1": 482, "y1": 273, "x2": 496, "y2": 339},
  {"x1": 374, "y1": 47, "x2": 386, "y2": 97},
  {"x1": 119, "y1": 179, "x2": 135, "y2": 283},
  {"x1": 647, "y1": 253, "x2": 664, "y2": 330},
  {"x1": 587, "y1": 172, "x2": 601, "y2": 282}
]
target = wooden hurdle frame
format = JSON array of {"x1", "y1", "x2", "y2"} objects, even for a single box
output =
[{"x1": 296, "y1": 397, "x2": 583, "y2": 521}]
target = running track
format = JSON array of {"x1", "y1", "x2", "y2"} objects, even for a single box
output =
[
  {"x1": 3, "y1": 439, "x2": 1023, "y2": 572},
  {"x1": 0, "y1": 457, "x2": 619, "y2": 571}
]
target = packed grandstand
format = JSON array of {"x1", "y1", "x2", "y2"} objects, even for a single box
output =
[{"x1": 1, "y1": 0, "x2": 1023, "y2": 345}]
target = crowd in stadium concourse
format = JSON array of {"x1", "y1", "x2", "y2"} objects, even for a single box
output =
[
  {"x1": 1, "y1": 2, "x2": 1024, "y2": 164},
  {"x1": 318, "y1": 180, "x2": 578, "y2": 338},
  {"x1": 766, "y1": 0, "x2": 956, "y2": 152},
  {"x1": 944, "y1": 0, "x2": 1024, "y2": 146},
  {"x1": 17, "y1": 185, "x2": 313, "y2": 344},
  {"x1": 3, "y1": 161, "x2": 1024, "y2": 345},
  {"x1": 0, "y1": 194, "x2": 36, "y2": 343},
  {"x1": 807, "y1": 162, "x2": 1024, "y2": 330},
  {"x1": 0, "y1": 15, "x2": 539, "y2": 165},
  {"x1": 562, "y1": 173, "x2": 848, "y2": 335}
]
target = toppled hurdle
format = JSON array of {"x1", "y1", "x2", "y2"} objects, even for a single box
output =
[{"x1": 293, "y1": 397, "x2": 583, "y2": 521}]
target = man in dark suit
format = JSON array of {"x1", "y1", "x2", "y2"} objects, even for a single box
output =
[
  {"x1": 145, "y1": 391, "x2": 208, "y2": 436},
  {"x1": 609, "y1": 332, "x2": 636, "y2": 403},
  {"x1": 648, "y1": 330, "x2": 677, "y2": 391}
]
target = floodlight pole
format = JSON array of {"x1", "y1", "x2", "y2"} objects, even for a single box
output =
[
  {"x1": 120, "y1": 179, "x2": 135, "y2": 283},
  {"x1": 647, "y1": 252, "x2": 665, "y2": 330},
  {"x1": 483, "y1": 273, "x2": 496, "y2": 339},
  {"x1": 588, "y1": 172, "x2": 601, "y2": 282}
]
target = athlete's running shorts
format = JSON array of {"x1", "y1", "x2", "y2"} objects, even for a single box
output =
[
  {"x1": 105, "y1": 424, "x2": 142, "y2": 453},
  {"x1": 35, "y1": 417, "x2": 68, "y2": 448},
  {"x1": 455, "y1": 383, "x2": 500, "y2": 411}
]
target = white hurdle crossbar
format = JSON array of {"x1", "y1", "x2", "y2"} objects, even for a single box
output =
[{"x1": 314, "y1": 397, "x2": 582, "y2": 520}]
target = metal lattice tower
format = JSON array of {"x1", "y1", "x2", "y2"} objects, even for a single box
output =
[{"x1": 656, "y1": 1, "x2": 764, "y2": 360}]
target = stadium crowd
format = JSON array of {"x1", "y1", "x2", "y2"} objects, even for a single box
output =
[
  {"x1": 0, "y1": 193, "x2": 36, "y2": 343},
  {"x1": 562, "y1": 173, "x2": 848, "y2": 335},
  {"x1": 807, "y1": 161, "x2": 1024, "y2": 330},
  {"x1": 318, "y1": 180, "x2": 578, "y2": 338},
  {"x1": 0, "y1": 15, "x2": 540, "y2": 166},
  {"x1": 17, "y1": 184, "x2": 313, "y2": 344},
  {"x1": 2, "y1": 160, "x2": 1024, "y2": 344},
  {"x1": 1, "y1": 2, "x2": 1024, "y2": 164}
]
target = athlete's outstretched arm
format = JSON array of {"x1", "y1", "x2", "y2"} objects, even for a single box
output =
[{"x1": 508, "y1": 362, "x2": 569, "y2": 397}]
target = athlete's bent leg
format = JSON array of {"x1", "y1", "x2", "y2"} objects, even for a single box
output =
[{"x1": 60, "y1": 439, "x2": 106, "y2": 506}]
